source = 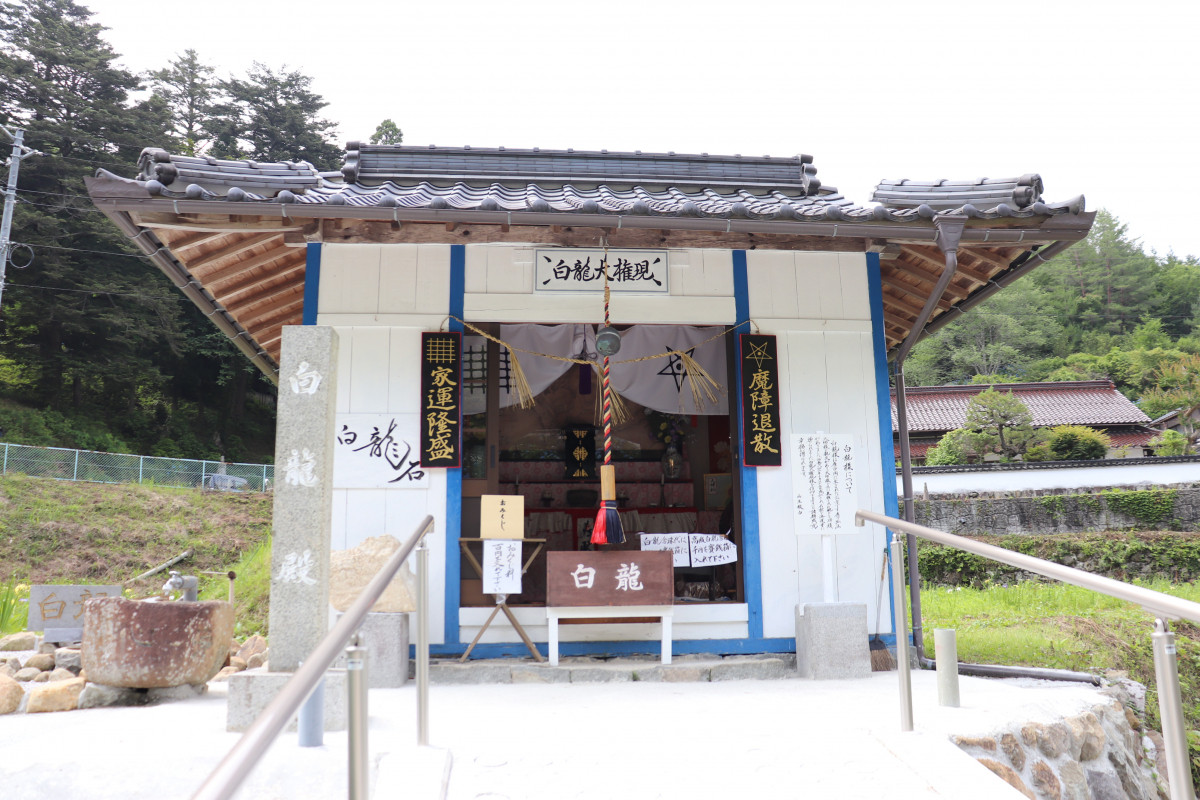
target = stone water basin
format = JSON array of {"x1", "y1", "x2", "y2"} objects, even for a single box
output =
[{"x1": 82, "y1": 597, "x2": 234, "y2": 688}]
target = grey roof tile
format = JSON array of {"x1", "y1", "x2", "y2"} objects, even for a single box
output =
[{"x1": 120, "y1": 145, "x2": 1084, "y2": 223}]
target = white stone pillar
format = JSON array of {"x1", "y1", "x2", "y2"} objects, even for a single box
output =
[{"x1": 268, "y1": 325, "x2": 339, "y2": 672}]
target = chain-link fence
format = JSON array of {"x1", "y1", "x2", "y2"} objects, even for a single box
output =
[{"x1": 0, "y1": 442, "x2": 274, "y2": 491}]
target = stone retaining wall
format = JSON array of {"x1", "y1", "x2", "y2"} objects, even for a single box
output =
[{"x1": 915, "y1": 486, "x2": 1200, "y2": 537}]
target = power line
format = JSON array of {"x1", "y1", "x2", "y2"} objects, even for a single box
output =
[
  {"x1": 5, "y1": 280, "x2": 174, "y2": 300},
  {"x1": 12, "y1": 241, "x2": 147, "y2": 259}
]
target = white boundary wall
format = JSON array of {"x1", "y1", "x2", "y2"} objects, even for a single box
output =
[
  {"x1": 904, "y1": 460, "x2": 1200, "y2": 496},
  {"x1": 315, "y1": 243, "x2": 893, "y2": 645}
]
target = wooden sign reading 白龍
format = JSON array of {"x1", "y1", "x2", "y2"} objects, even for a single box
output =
[
  {"x1": 546, "y1": 551, "x2": 673, "y2": 607},
  {"x1": 420, "y1": 331, "x2": 461, "y2": 468}
]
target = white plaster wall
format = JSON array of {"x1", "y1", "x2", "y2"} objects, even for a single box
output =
[
  {"x1": 318, "y1": 243, "x2": 452, "y2": 644},
  {"x1": 746, "y1": 251, "x2": 892, "y2": 638},
  {"x1": 313, "y1": 243, "x2": 892, "y2": 646}
]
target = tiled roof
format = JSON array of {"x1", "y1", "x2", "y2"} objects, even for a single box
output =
[
  {"x1": 123, "y1": 145, "x2": 1085, "y2": 224},
  {"x1": 893, "y1": 428, "x2": 1156, "y2": 458},
  {"x1": 890, "y1": 381, "x2": 1151, "y2": 432}
]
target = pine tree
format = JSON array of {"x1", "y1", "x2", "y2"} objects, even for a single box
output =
[
  {"x1": 207, "y1": 63, "x2": 342, "y2": 170},
  {"x1": 370, "y1": 119, "x2": 404, "y2": 145},
  {"x1": 147, "y1": 49, "x2": 217, "y2": 156}
]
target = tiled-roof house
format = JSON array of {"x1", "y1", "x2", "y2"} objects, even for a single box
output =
[
  {"x1": 891, "y1": 380, "x2": 1156, "y2": 462},
  {"x1": 87, "y1": 143, "x2": 1094, "y2": 660}
]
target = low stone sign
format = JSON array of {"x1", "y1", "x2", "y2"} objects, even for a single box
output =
[{"x1": 28, "y1": 585, "x2": 122, "y2": 641}]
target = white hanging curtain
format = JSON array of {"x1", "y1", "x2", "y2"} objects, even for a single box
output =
[
  {"x1": 462, "y1": 324, "x2": 593, "y2": 415},
  {"x1": 608, "y1": 325, "x2": 729, "y2": 415}
]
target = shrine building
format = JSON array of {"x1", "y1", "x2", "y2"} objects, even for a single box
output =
[{"x1": 87, "y1": 145, "x2": 1094, "y2": 658}]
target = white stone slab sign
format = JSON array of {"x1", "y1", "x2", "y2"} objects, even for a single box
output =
[
  {"x1": 791, "y1": 433, "x2": 861, "y2": 534},
  {"x1": 482, "y1": 539, "x2": 522, "y2": 595},
  {"x1": 689, "y1": 534, "x2": 737, "y2": 567},
  {"x1": 334, "y1": 413, "x2": 429, "y2": 489},
  {"x1": 29, "y1": 585, "x2": 121, "y2": 637},
  {"x1": 534, "y1": 248, "x2": 668, "y2": 293},
  {"x1": 639, "y1": 532, "x2": 691, "y2": 567}
]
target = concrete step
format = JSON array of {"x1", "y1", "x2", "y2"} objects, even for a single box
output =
[{"x1": 426, "y1": 652, "x2": 798, "y2": 684}]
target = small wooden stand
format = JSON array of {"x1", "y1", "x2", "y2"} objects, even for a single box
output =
[{"x1": 459, "y1": 538, "x2": 546, "y2": 662}]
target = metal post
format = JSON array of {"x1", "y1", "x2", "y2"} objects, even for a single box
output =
[
  {"x1": 417, "y1": 538, "x2": 430, "y2": 746},
  {"x1": 297, "y1": 673, "x2": 324, "y2": 748},
  {"x1": 73, "y1": 449, "x2": 79, "y2": 481},
  {"x1": 1152, "y1": 619, "x2": 1196, "y2": 800},
  {"x1": 346, "y1": 638, "x2": 369, "y2": 800},
  {"x1": 0, "y1": 128, "x2": 26, "y2": 308},
  {"x1": 890, "y1": 536, "x2": 913, "y2": 731},
  {"x1": 934, "y1": 629, "x2": 960, "y2": 707},
  {"x1": 139, "y1": 455, "x2": 144, "y2": 484},
  {"x1": 262, "y1": 464, "x2": 268, "y2": 491},
  {"x1": 3, "y1": 442, "x2": 8, "y2": 474}
]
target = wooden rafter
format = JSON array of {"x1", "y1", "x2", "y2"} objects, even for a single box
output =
[
  {"x1": 165, "y1": 230, "x2": 228, "y2": 252},
  {"x1": 186, "y1": 232, "x2": 281, "y2": 272},
  {"x1": 882, "y1": 276, "x2": 954, "y2": 312},
  {"x1": 225, "y1": 282, "x2": 303, "y2": 316},
  {"x1": 904, "y1": 244, "x2": 993, "y2": 286},
  {"x1": 216, "y1": 259, "x2": 305, "y2": 301},
  {"x1": 200, "y1": 247, "x2": 300, "y2": 287},
  {"x1": 239, "y1": 295, "x2": 304, "y2": 329},
  {"x1": 889, "y1": 259, "x2": 971, "y2": 300}
]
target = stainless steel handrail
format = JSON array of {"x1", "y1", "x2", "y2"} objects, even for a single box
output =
[
  {"x1": 193, "y1": 514, "x2": 436, "y2": 800},
  {"x1": 857, "y1": 509, "x2": 1199, "y2": 800}
]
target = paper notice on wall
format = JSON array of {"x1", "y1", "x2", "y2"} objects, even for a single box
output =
[
  {"x1": 482, "y1": 539, "x2": 522, "y2": 595},
  {"x1": 689, "y1": 534, "x2": 738, "y2": 566},
  {"x1": 791, "y1": 433, "x2": 861, "y2": 534},
  {"x1": 481, "y1": 494, "x2": 524, "y2": 539},
  {"x1": 639, "y1": 532, "x2": 692, "y2": 567}
]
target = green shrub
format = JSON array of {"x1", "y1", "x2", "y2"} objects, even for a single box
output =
[
  {"x1": 925, "y1": 429, "x2": 973, "y2": 465},
  {"x1": 1149, "y1": 429, "x2": 1190, "y2": 456},
  {"x1": 1102, "y1": 488, "x2": 1177, "y2": 527},
  {"x1": 1047, "y1": 425, "x2": 1111, "y2": 460}
]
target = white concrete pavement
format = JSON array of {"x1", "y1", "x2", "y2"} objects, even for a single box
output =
[{"x1": 0, "y1": 664, "x2": 1117, "y2": 799}]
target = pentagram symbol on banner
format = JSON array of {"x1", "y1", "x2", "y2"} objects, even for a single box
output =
[{"x1": 657, "y1": 346, "x2": 696, "y2": 392}]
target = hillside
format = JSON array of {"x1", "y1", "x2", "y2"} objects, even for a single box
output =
[{"x1": 0, "y1": 474, "x2": 273, "y2": 632}]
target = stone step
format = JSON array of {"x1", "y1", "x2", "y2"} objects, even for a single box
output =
[{"x1": 426, "y1": 653, "x2": 796, "y2": 684}]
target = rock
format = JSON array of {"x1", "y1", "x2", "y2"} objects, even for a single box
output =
[
  {"x1": 236, "y1": 634, "x2": 268, "y2": 662},
  {"x1": 1058, "y1": 762, "x2": 1089, "y2": 800},
  {"x1": 1026, "y1": 721, "x2": 1072, "y2": 758},
  {"x1": 1086, "y1": 769, "x2": 1127, "y2": 800},
  {"x1": 26, "y1": 677, "x2": 85, "y2": 713},
  {"x1": 229, "y1": 656, "x2": 248, "y2": 671},
  {"x1": 1001, "y1": 732, "x2": 1026, "y2": 771},
  {"x1": 48, "y1": 667, "x2": 76, "y2": 681},
  {"x1": 32, "y1": 671, "x2": 50, "y2": 682},
  {"x1": 14, "y1": 667, "x2": 40, "y2": 682},
  {"x1": 77, "y1": 683, "x2": 148, "y2": 709},
  {"x1": 147, "y1": 684, "x2": 207, "y2": 703},
  {"x1": 25, "y1": 653, "x2": 55, "y2": 671},
  {"x1": 54, "y1": 647, "x2": 82, "y2": 674},
  {"x1": 1067, "y1": 712, "x2": 1106, "y2": 760},
  {"x1": 954, "y1": 735, "x2": 998, "y2": 752},
  {"x1": 330, "y1": 535, "x2": 416, "y2": 612},
  {"x1": 246, "y1": 652, "x2": 267, "y2": 669},
  {"x1": 1124, "y1": 706, "x2": 1141, "y2": 731},
  {"x1": 0, "y1": 672, "x2": 23, "y2": 714},
  {"x1": 0, "y1": 632, "x2": 37, "y2": 651},
  {"x1": 1031, "y1": 760, "x2": 1062, "y2": 800},
  {"x1": 210, "y1": 665, "x2": 240, "y2": 682},
  {"x1": 38, "y1": 641, "x2": 57, "y2": 654},
  {"x1": 82, "y1": 597, "x2": 235, "y2": 688},
  {"x1": 977, "y1": 757, "x2": 1035, "y2": 798}
]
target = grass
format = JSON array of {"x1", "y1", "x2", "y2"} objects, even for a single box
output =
[
  {"x1": 921, "y1": 580, "x2": 1200, "y2": 785},
  {"x1": 198, "y1": 537, "x2": 272, "y2": 637},
  {"x1": 0, "y1": 576, "x2": 28, "y2": 634}
]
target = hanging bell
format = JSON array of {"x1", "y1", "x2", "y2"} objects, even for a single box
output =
[{"x1": 595, "y1": 326, "x2": 622, "y2": 357}]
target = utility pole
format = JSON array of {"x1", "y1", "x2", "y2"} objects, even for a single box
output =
[{"x1": 0, "y1": 125, "x2": 39, "y2": 310}]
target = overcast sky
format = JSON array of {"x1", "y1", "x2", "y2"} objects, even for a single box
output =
[{"x1": 84, "y1": 0, "x2": 1200, "y2": 259}]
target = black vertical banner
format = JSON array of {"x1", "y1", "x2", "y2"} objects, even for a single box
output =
[
  {"x1": 420, "y1": 331, "x2": 461, "y2": 468},
  {"x1": 563, "y1": 426, "x2": 597, "y2": 479},
  {"x1": 739, "y1": 334, "x2": 782, "y2": 467}
]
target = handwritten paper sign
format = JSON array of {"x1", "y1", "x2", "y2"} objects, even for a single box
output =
[
  {"x1": 334, "y1": 413, "x2": 429, "y2": 489},
  {"x1": 791, "y1": 433, "x2": 860, "y2": 534},
  {"x1": 482, "y1": 539, "x2": 523, "y2": 594},
  {"x1": 534, "y1": 249, "x2": 669, "y2": 294},
  {"x1": 481, "y1": 494, "x2": 524, "y2": 539},
  {"x1": 689, "y1": 534, "x2": 738, "y2": 566},
  {"x1": 639, "y1": 533, "x2": 738, "y2": 567},
  {"x1": 638, "y1": 533, "x2": 692, "y2": 567}
]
